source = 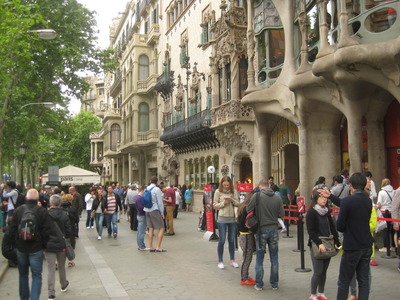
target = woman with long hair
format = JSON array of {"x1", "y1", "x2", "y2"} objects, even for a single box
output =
[
  {"x1": 306, "y1": 190, "x2": 340, "y2": 300},
  {"x1": 135, "y1": 185, "x2": 148, "y2": 250},
  {"x1": 237, "y1": 189, "x2": 256, "y2": 285},
  {"x1": 213, "y1": 176, "x2": 240, "y2": 269},
  {"x1": 61, "y1": 193, "x2": 79, "y2": 267},
  {"x1": 92, "y1": 187, "x2": 105, "y2": 240}
]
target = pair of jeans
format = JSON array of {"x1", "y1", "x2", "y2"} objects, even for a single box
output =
[
  {"x1": 217, "y1": 222, "x2": 236, "y2": 262},
  {"x1": 104, "y1": 212, "x2": 118, "y2": 235},
  {"x1": 86, "y1": 210, "x2": 94, "y2": 228},
  {"x1": 255, "y1": 229, "x2": 279, "y2": 289},
  {"x1": 95, "y1": 213, "x2": 104, "y2": 237},
  {"x1": 337, "y1": 248, "x2": 372, "y2": 300},
  {"x1": 17, "y1": 249, "x2": 44, "y2": 300},
  {"x1": 45, "y1": 251, "x2": 67, "y2": 298},
  {"x1": 137, "y1": 215, "x2": 147, "y2": 249}
]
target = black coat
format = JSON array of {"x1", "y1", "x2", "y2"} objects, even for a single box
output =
[
  {"x1": 9, "y1": 200, "x2": 52, "y2": 253},
  {"x1": 46, "y1": 208, "x2": 72, "y2": 253},
  {"x1": 306, "y1": 207, "x2": 340, "y2": 248},
  {"x1": 61, "y1": 201, "x2": 79, "y2": 237}
]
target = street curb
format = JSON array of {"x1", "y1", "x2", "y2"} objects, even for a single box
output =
[{"x1": 0, "y1": 261, "x2": 9, "y2": 284}]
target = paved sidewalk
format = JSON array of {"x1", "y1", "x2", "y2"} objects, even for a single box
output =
[{"x1": 0, "y1": 212, "x2": 399, "y2": 299}]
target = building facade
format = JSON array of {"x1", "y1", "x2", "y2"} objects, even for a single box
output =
[{"x1": 90, "y1": 0, "x2": 400, "y2": 208}]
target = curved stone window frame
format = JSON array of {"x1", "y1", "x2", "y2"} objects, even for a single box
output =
[
  {"x1": 138, "y1": 102, "x2": 150, "y2": 132},
  {"x1": 110, "y1": 123, "x2": 121, "y2": 151},
  {"x1": 138, "y1": 55, "x2": 149, "y2": 81}
]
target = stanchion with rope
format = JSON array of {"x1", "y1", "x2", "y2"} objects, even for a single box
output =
[
  {"x1": 294, "y1": 212, "x2": 311, "y2": 272},
  {"x1": 381, "y1": 209, "x2": 397, "y2": 259},
  {"x1": 293, "y1": 196, "x2": 311, "y2": 272},
  {"x1": 282, "y1": 205, "x2": 295, "y2": 238}
]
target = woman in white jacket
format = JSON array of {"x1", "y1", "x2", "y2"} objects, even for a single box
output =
[{"x1": 377, "y1": 178, "x2": 394, "y2": 252}]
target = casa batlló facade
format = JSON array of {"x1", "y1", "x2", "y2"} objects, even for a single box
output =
[{"x1": 89, "y1": 0, "x2": 400, "y2": 209}]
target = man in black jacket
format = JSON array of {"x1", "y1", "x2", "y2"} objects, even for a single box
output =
[
  {"x1": 9, "y1": 189, "x2": 52, "y2": 300},
  {"x1": 45, "y1": 194, "x2": 72, "y2": 299},
  {"x1": 321, "y1": 173, "x2": 373, "y2": 300}
]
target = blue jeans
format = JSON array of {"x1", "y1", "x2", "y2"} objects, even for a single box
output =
[
  {"x1": 255, "y1": 229, "x2": 279, "y2": 289},
  {"x1": 86, "y1": 210, "x2": 94, "y2": 228},
  {"x1": 337, "y1": 248, "x2": 372, "y2": 300},
  {"x1": 137, "y1": 215, "x2": 147, "y2": 249},
  {"x1": 104, "y1": 212, "x2": 118, "y2": 235},
  {"x1": 217, "y1": 222, "x2": 236, "y2": 262},
  {"x1": 17, "y1": 249, "x2": 44, "y2": 300},
  {"x1": 95, "y1": 213, "x2": 104, "y2": 237}
]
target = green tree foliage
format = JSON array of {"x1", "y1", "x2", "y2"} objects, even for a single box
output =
[
  {"x1": 0, "y1": 0, "x2": 116, "y2": 176},
  {"x1": 38, "y1": 111, "x2": 101, "y2": 172}
]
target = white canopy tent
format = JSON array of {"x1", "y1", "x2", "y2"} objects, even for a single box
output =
[{"x1": 42, "y1": 165, "x2": 100, "y2": 186}]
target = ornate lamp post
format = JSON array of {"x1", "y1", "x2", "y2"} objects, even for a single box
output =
[
  {"x1": 19, "y1": 142, "x2": 27, "y2": 188},
  {"x1": 31, "y1": 160, "x2": 36, "y2": 187}
]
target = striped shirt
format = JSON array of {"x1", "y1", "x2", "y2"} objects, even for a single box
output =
[{"x1": 105, "y1": 195, "x2": 116, "y2": 214}]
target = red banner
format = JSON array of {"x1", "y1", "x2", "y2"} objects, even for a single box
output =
[
  {"x1": 206, "y1": 210, "x2": 214, "y2": 232},
  {"x1": 297, "y1": 196, "x2": 305, "y2": 213},
  {"x1": 237, "y1": 183, "x2": 253, "y2": 203}
]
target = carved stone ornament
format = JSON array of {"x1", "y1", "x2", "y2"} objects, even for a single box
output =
[
  {"x1": 210, "y1": 4, "x2": 247, "y2": 67},
  {"x1": 215, "y1": 124, "x2": 254, "y2": 156},
  {"x1": 211, "y1": 99, "x2": 255, "y2": 126},
  {"x1": 221, "y1": 164, "x2": 229, "y2": 176},
  {"x1": 161, "y1": 145, "x2": 176, "y2": 170}
]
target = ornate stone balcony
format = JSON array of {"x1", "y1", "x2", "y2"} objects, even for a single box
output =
[
  {"x1": 211, "y1": 100, "x2": 255, "y2": 128},
  {"x1": 137, "y1": 74, "x2": 159, "y2": 94},
  {"x1": 147, "y1": 24, "x2": 160, "y2": 45}
]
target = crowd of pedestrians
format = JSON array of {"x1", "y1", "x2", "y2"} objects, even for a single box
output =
[{"x1": 1, "y1": 170, "x2": 399, "y2": 300}]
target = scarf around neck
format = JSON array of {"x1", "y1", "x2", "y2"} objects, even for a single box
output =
[{"x1": 314, "y1": 204, "x2": 328, "y2": 216}]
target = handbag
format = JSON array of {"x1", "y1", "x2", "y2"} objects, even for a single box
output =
[
  {"x1": 311, "y1": 215, "x2": 338, "y2": 259},
  {"x1": 375, "y1": 209, "x2": 387, "y2": 233},
  {"x1": 53, "y1": 221, "x2": 75, "y2": 260},
  {"x1": 91, "y1": 210, "x2": 96, "y2": 219},
  {"x1": 312, "y1": 235, "x2": 338, "y2": 259}
]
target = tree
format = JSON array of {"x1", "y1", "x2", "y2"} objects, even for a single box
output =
[
  {"x1": 41, "y1": 111, "x2": 101, "y2": 169},
  {"x1": 0, "y1": 0, "x2": 116, "y2": 177}
]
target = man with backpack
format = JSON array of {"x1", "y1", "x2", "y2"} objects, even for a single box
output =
[
  {"x1": 246, "y1": 179, "x2": 284, "y2": 291},
  {"x1": 9, "y1": 189, "x2": 52, "y2": 300},
  {"x1": 143, "y1": 176, "x2": 166, "y2": 252},
  {"x1": 2, "y1": 181, "x2": 25, "y2": 220}
]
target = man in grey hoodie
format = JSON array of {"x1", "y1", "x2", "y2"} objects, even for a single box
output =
[{"x1": 247, "y1": 179, "x2": 284, "y2": 291}]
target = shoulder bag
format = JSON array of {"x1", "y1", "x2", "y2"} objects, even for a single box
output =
[
  {"x1": 53, "y1": 221, "x2": 75, "y2": 261},
  {"x1": 311, "y1": 215, "x2": 338, "y2": 260}
]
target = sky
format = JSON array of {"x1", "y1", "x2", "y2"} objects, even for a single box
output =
[{"x1": 68, "y1": 0, "x2": 129, "y2": 114}]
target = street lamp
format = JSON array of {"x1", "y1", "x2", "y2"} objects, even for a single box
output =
[
  {"x1": 29, "y1": 29, "x2": 57, "y2": 40},
  {"x1": 31, "y1": 160, "x2": 36, "y2": 187},
  {"x1": 19, "y1": 102, "x2": 54, "y2": 111},
  {"x1": 19, "y1": 142, "x2": 27, "y2": 188}
]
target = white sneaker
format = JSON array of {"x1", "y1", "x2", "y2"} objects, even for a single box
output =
[
  {"x1": 91, "y1": 226, "x2": 94, "y2": 229},
  {"x1": 230, "y1": 261, "x2": 239, "y2": 268},
  {"x1": 218, "y1": 263, "x2": 225, "y2": 269},
  {"x1": 97, "y1": 236, "x2": 101, "y2": 240},
  {"x1": 281, "y1": 228, "x2": 287, "y2": 233},
  {"x1": 86, "y1": 227, "x2": 90, "y2": 229}
]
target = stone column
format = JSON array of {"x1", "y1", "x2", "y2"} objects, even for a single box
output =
[
  {"x1": 211, "y1": 65, "x2": 219, "y2": 107},
  {"x1": 128, "y1": 153, "x2": 132, "y2": 184},
  {"x1": 338, "y1": 0, "x2": 359, "y2": 48},
  {"x1": 366, "y1": 117, "x2": 386, "y2": 184},
  {"x1": 316, "y1": 0, "x2": 334, "y2": 58},
  {"x1": 230, "y1": 54, "x2": 239, "y2": 101},
  {"x1": 94, "y1": 142, "x2": 98, "y2": 162},
  {"x1": 346, "y1": 115, "x2": 363, "y2": 174},
  {"x1": 246, "y1": 0, "x2": 256, "y2": 91}
]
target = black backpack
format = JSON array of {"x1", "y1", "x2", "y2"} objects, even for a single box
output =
[
  {"x1": 10, "y1": 191, "x2": 26, "y2": 209},
  {"x1": 18, "y1": 205, "x2": 37, "y2": 241}
]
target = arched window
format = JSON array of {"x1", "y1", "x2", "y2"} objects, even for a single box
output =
[
  {"x1": 139, "y1": 102, "x2": 150, "y2": 132},
  {"x1": 110, "y1": 124, "x2": 121, "y2": 151},
  {"x1": 139, "y1": 55, "x2": 149, "y2": 80}
]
